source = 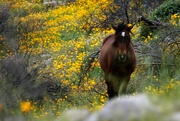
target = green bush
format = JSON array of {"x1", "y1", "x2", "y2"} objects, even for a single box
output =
[{"x1": 152, "y1": 0, "x2": 180, "y2": 21}]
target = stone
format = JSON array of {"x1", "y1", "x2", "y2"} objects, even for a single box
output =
[{"x1": 54, "y1": 109, "x2": 91, "y2": 121}]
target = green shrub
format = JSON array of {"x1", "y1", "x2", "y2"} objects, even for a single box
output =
[{"x1": 152, "y1": 0, "x2": 180, "y2": 21}]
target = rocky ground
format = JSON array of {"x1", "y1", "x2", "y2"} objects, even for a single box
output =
[{"x1": 56, "y1": 94, "x2": 180, "y2": 121}]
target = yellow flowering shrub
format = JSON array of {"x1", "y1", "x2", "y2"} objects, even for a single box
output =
[
  {"x1": 20, "y1": 101, "x2": 32, "y2": 113},
  {"x1": 146, "y1": 79, "x2": 180, "y2": 96},
  {"x1": 170, "y1": 13, "x2": 180, "y2": 26},
  {"x1": 0, "y1": 0, "x2": 179, "y2": 119}
]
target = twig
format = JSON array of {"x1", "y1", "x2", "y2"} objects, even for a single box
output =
[
  {"x1": 78, "y1": 50, "x2": 100, "y2": 85},
  {"x1": 138, "y1": 16, "x2": 168, "y2": 27}
]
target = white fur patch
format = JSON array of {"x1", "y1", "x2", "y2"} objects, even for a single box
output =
[{"x1": 121, "y1": 32, "x2": 125, "y2": 37}]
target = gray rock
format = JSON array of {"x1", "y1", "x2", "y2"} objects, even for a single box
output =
[
  {"x1": 94, "y1": 94, "x2": 159, "y2": 121},
  {"x1": 44, "y1": 58, "x2": 53, "y2": 65},
  {"x1": 54, "y1": 109, "x2": 91, "y2": 121},
  {"x1": 57, "y1": 94, "x2": 180, "y2": 121},
  {"x1": 3, "y1": 116, "x2": 26, "y2": 121},
  {"x1": 85, "y1": 112, "x2": 99, "y2": 121},
  {"x1": 166, "y1": 112, "x2": 180, "y2": 121}
]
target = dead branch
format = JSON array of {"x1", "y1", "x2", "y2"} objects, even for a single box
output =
[
  {"x1": 138, "y1": 16, "x2": 168, "y2": 27},
  {"x1": 78, "y1": 50, "x2": 100, "y2": 85}
]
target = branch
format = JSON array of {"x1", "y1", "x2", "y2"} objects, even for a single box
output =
[
  {"x1": 78, "y1": 50, "x2": 100, "y2": 85},
  {"x1": 124, "y1": 1, "x2": 129, "y2": 23},
  {"x1": 137, "y1": 63, "x2": 176, "y2": 66},
  {"x1": 138, "y1": 16, "x2": 168, "y2": 27}
]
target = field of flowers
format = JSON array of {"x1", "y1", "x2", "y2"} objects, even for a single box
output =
[{"x1": 0, "y1": 0, "x2": 179, "y2": 120}]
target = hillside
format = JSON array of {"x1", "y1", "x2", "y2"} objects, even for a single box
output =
[{"x1": 0, "y1": 0, "x2": 179, "y2": 120}]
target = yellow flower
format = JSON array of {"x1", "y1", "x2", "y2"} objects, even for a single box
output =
[
  {"x1": 127, "y1": 23, "x2": 132, "y2": 27},
  {"x1": 100, "y1": 95, "x2": 106, "y2": 103},
  {"x1": 20, "y1": 101, "x2": 31, "y2": 113}
]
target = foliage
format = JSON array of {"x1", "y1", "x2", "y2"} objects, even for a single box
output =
[
  {"x1": 132, "y1": 12, "x2": 180, "y2": 95},
  {"x1": 151, "y1": 0, "x2": 180, "y2": 21},
  {"x1": 0, "y1": 0, "x2": 112, "y2": 118},
  {"x1": 139, "y1": 0, "x2": 180, "y2": 38},
  {"x1": 0, "y1": 0, "x2": 68, "y2": 110},
  {"x1": 0, "y1": 0, "x2": 180, "y2": 120}
]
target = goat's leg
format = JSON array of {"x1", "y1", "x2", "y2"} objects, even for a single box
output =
[
  {"x1": 106, "y1": 81, "x2": 118, "y2": 99},
  {"x1": 105, "y1": 73, "x2": 120, "y2": 99},
  {"x1": 119, "y1": 76, "x2": 130, "y2": 95}
]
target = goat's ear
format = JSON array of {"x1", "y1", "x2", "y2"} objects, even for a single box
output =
[{"x1": 112, "y1": 25, "x2": 117, "y2": 30}]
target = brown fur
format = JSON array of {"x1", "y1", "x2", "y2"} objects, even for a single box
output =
[{"x1": 99, "y1": 23, "x2": 136, "y2": 99}]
